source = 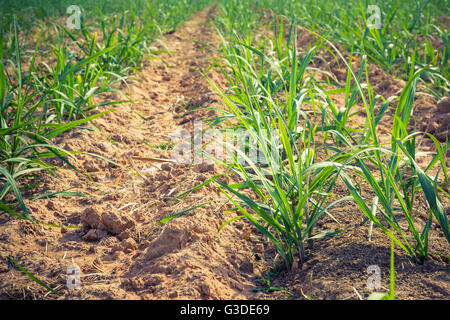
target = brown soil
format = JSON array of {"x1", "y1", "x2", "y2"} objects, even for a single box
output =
[{"x1": 0, "y1": 7, "x2": 449, "y2": 300}]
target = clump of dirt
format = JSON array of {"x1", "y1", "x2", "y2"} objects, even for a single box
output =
[{"x1": 80, "y1": 206, "x2": 135, "y2": 242}]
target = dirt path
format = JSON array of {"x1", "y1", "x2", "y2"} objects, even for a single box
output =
[{"x1": 0, "y1": 7, "x2": 267, "y2": 300}]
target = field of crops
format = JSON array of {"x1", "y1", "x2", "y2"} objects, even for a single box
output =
[{"x1": 0, "y1": 0, "x2": 448, "y2": 301}]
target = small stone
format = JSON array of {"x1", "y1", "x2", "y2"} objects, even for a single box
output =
[
  {"x1": 80, "y1": 207, "x2": 102, "y2": 229},
  {"x1": 118, "y1": 230, "x2": 131, "y2": 241},
  {"x1": 239, "y1": 260, "x2": 254, "y2": 273},
  {"x1": 199, "y1": 283, "x2": 211, "y2": 296},
  {"x1": 121, "y1": 238, "x2": 137, "y2": 253},
  {"x1": 60, "y1": 226, "x2": 68, "y2": 234},
  {"x1": 161, "y1": 163, "x2": 171, "y2": 171},
  {"x1": 437, "y1": 98, "x2": 450, "y2": 114},
  {"x1": 82, "y1": 228, "x2": 107, "y2": 242},
  {"x1": 46, "y1": 201, "x2": 57, "y2": 211},
  {"x1": 83, "y1": 229, "x2": 100, "y2": 241}
]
